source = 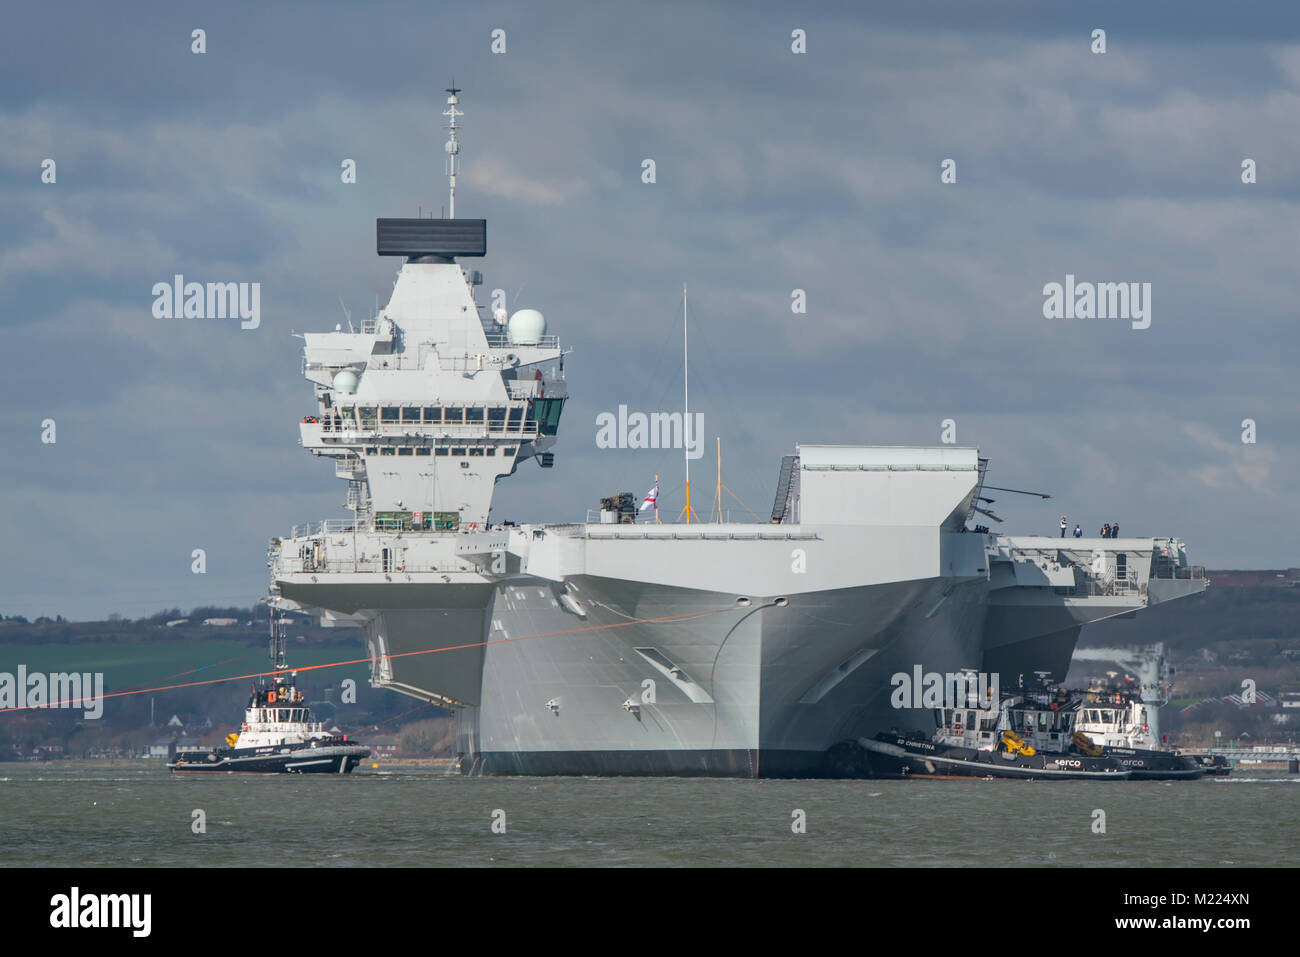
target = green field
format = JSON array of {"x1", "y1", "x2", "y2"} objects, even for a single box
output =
[{"x1": 0, "y1": 640, "x2": 371, "y2": 693}]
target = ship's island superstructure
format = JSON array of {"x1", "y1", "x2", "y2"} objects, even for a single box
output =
[{"x1": 268, "y1": 90, "x2": 1208, "y2": 777}]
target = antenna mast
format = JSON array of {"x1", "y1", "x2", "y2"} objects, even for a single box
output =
[{"x1": 443, "y1": 84, "x2": 463, "y2": 219}]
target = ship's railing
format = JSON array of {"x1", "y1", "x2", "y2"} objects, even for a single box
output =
[
  {"x1": 1055, "y1": 567, "x2": 1147, "y2": 598},
  {"x1": 574, "y1": 522, "x2": 821, "y2": 540},
  {"x1": 508, "y1": 380, "x2": 544, "y2": 399},
  {"x1": 306, "y1": 419, "x2": 539, "y2": 438},
  {"x1": 1077, "y1": 576, "x2": 1145, "y2": 597},
  {"x1": 484, "y1": 333, "x2": 560, "y2": 351},
  {"x1": 248, "y1": 721, "x2": 327, "y2": 733},
  {"x1": 274, "y1": 555, "x2": 475, "y2": 576},
  {"x1": 287, "y1": 519, "x2": 360, "y2": 539}
]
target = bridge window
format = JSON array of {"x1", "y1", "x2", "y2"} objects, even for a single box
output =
[
  {"x1": 364, "y1": 447, "x2": 377, "y2": 455},
  {"x1": 359, "y1": 407, "x2": 377, "y2": 429},
  {"x1": 401, "y1": 407, "x2": 421, "y2": 423},
  {"x1": 444, "y1": 407, "x2": 464, "y2": 425},
  {"x1": 341, "y1": 406, "x2": 356, "y2": 423},
  {"x1": 434, "y1": 447, "x2": 449, "y2": 456},
  {"x1": 469, "y1": 447, "x2": 484, "y2": 456},
  {"x1": 502, "y1": 447, "x2": 516, "y2": 456},
  {"x1": 423, "y1": 407, "x2": 441, "y2": 423},
  {"x1": 533, "y1": 397, "x2": 565, "y2": 435},
  {"x1": 451, "y1": 447, "x2": 466, "y2": 456},
  {"x1": 398, "y1": 447, "x2": 414, "y2": 456},
  {"x1": 415, "y1": 448, "x2": 431, "y2": 456},
  {"x1": 381, "y1": 407, "x2": 400, "y2": 423},
  {"x1": 487, "y1": 408, "x2": 506, "y2": 432},
  {"x1": 486, "y1": 447, "x2": 496, "y2": 456},
  {"x1": 380, "y1": 447, "x2": 396, "y2": 456},
  {"x1": 507, "y1": 407, "x2": 524, "y2": 428},
  {"x1": 466, "y1": 408, "x2": 485, "y2": 424}
]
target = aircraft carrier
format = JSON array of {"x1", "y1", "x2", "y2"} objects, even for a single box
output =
[{"x1": 268, "y1": 90, "x2": 1208, "y2": 777}]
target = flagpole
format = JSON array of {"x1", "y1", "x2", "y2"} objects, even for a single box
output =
[
  {"x1": 715, "y1": 436, "x2": 722, "y2": 523},
  {"x1": 683, "y1": 283, "x2": 691, "y2": 525},
  {"x1": 655, "y1": 473, "x2": 660, "y2": 523}
]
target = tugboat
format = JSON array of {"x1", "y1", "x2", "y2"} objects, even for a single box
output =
[
  {"x1": 844, "y1": 677, "x2": 1131, "y2": 780},
  {"x1": 170, "y1": 618, "x2": 369, "y2": 774},
  {"x1": 1071, "y1": 680, "x2": 1204, "y2": 780}
]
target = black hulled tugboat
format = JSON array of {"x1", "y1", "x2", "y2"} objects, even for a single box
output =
[
  {"x1": 844, "y1": 676, "x2": 1131, "y2": 780},
  {"x1": 1071, "y1": 680, "x2": 1204, "y2": 780},
  {"x1": 170, "y1": 617, "x2": 369, "y2": 774}
]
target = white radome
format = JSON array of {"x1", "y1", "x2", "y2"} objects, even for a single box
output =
[
  {"x1": 332, "y1": 369, "x2": 360, "y2": 394},
  {"x1": 508, "y1": 308, "x2": 546, "y2": 346}
]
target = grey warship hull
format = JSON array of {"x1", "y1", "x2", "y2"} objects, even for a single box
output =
[
  {"x1": 277, "y1": 475, "x2": 1208, "y2": 778},
  {"x1": 468, "y1": 572, "x2": 988, "y2": 777}
]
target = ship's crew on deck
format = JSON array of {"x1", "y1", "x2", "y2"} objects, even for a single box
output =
[
  {"x1": 1060, "y1": 516, "x2": 1068, "y2": 537},
  {"x1": 1112, "y1": 521, "x2": 1119, "y2": 538},
  {"x1": 1073, "y1": 524, "x2": 1082, "y2": 538},
  {"x1": 1101, "y1": 523, "x2": 1110, "y2": 538}
]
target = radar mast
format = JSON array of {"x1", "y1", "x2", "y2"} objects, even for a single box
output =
[{"x1": 443, "y1": 84, "x2": 463, "y2": 218}]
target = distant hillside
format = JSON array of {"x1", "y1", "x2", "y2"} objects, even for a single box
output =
[{"x1": 1079, "y1": 569, "x2": 1300, "y2": 651}]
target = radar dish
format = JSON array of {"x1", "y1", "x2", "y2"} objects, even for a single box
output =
[{"x1": 507, "y1": 309, "x2": 546, "y2": 346}]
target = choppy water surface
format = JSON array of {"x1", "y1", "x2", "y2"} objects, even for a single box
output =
[{"x1": 1, "y1": 766, "x2": 1295, "y2": 866}]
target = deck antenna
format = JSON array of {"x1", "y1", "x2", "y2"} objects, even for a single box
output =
[
  {"x1": 677, "y1": 284, "x2": 699, "y2": 524},
  {"x1": 982, "y1": 485, "x2": 1052, "y2": 500},
  {"x1": 337, "y1": 295, "x2": 355, "y2": 333},
  {"x1": 443, "y1": 82, "x2": 463, "y2": 219}
]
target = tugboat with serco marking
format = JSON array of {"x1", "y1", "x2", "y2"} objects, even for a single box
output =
[
  {"x1": 1071, "y1": 677, "x2": 1203, "y2": 780},
  {"x1": 170, "y1": 617, "x2": 369, "y2": 774},
  {"x1": 843, "y1": 674, "x2": 1132, "y2": 780}
]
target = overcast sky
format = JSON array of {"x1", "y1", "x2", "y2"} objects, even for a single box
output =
[{"x1": 2, "y1": 1, "x2": 1297, "y2": 620}]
